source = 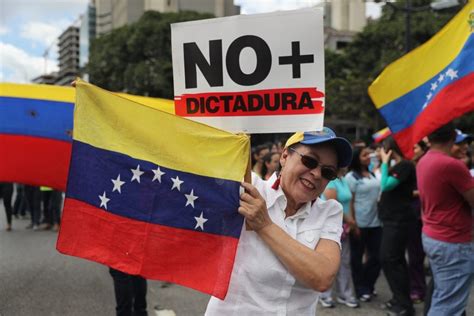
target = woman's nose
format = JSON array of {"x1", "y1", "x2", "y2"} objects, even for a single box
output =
[{"x1": 309, "y1": 165, "x2": 322, "y2": 179}]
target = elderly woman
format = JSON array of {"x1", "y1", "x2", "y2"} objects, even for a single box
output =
[{"x1": 205, "y1": 127, "x2": 353, "y2": 315}]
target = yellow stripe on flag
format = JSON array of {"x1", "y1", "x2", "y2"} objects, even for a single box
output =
[
  {"x1": 369, "y1": 0, "x2": 474, "y2": 108},
  {"x1": 0, "y1": 83, "x2": 74, "y2": 103},
  {"x1": 74, "y1": 79, "x2": 250, "y2": 182},
  {"x1": 0, "y1": 82, "x2": 176, "y2": 114}
]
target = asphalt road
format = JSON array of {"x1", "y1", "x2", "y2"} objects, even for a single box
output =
[{"x1": 0, "y1": 205, "x2": 472, "y2": 316}]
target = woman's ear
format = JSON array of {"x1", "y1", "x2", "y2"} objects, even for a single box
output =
[{"x1": 280, "y1": 148, "x2": 289, "y2": 168}]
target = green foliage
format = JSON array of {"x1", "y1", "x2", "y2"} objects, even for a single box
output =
[
  {"x1": 325, "y1": 0, "x2": 468, "y2": 132},
  {"x1": 88, "y1": 10, "x2": 213, "y2": 98}
]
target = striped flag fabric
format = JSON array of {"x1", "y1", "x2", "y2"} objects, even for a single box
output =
[
  {"x1": 372, "y1": 127, "x2": 391, "y2": 143},
  {"x1": 0, "y1": 83, "x2": 74, "y2": 190},
  {"x1": 56, "y1": 79, "x2": 250, "y2": 299},
  {"x1": 0, "y1": 83, "x2": 174, "y2": 190},
  {"x1": 368, "y1": 1, "x2": 474, "y2": 157}
]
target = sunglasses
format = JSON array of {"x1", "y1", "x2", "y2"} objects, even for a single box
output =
[{"x1": 289, "y1": 148, "x2": 338, "y2": 181}]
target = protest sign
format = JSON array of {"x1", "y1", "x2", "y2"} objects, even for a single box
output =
[{"x1": 172, "y1": 9, "x2": 325, "y2": 133}]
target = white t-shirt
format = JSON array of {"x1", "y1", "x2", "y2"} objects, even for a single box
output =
[{"x1": 205, "y1": 174, "x2": 343, "y2": 316}]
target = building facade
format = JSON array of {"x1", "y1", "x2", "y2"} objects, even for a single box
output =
[
  {"x1": 55, "y1": 26, "x2": 80, "y2": 86},
  {"x1": 80, "y1": 2, "x2": 97, "y2": 69},
  {"x1": 96, "y1": 0, "x2": 240, "y2": 36},
  {"x1": 326, "y1": 0, "x2": 366, "y2": 32},
  {"x1": 323, "y1": 0, "x2": 366, "y2": 52},
  {"x1": 31, "y1": 73, "x2": 58, "y2": 85}
]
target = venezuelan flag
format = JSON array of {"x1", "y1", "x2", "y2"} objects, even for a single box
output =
[
  {"x1": 0, "y1": 83, "x2": 174, "y2": 190},
  {"x1": 56, "y1": 79, "x2": 250, "y2": 299},
  {"x1": 369, "y1": 1, "x2": 474, "y2": 157},
  {"x1": 0, "y1": 83, "x2": 74, "y2": 190},
  {"x1": 372, "y1": 127, "x2": 391, "y2": 143}
]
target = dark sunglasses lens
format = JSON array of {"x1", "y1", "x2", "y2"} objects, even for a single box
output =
[
  {"x1": 301, "y1": 155, "x2": 319, "y2": 169},
  {"x1": 321, "y1": 167, "x2": 337, "y2": 180}
]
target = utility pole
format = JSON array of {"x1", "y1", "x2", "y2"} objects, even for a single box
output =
[{"x1": 405, "y1": 0, "x2": 411, "y2": 52}]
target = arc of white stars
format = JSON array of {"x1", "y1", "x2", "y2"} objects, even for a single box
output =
[
  {"x1": 194, "y1": 212, "x2": 208, "y2": 230},
  {"x1": 426, "y1": 92, "x2": 432, "y2": 100},
  {"x1": 185, "y1": 189, "x2": 199, "y2": 208},
  {"x1": 171, "y1": 176, "x2": 184, "y2": 191},
  {"x1": 430, "y1": 82, "x2": 438, "y2": 91},
  {"x1": 111, "y1": 174, "x2": 125, "y2": 193},
  {"x1": 131, "y1": 165, "x2": 144, "y2": 183},
  {"x1": 437, "y1": 73, "x2": 445, "y2": 83},
  {"x1": 445, "y1": 68, "x2": 458, "y2": 80},
  {"x1": 152, "y1": 166, "x2": 165, "y2": 183},
  {"x1": 99, "y1": 191, "x2": 110, "y2": 209}
]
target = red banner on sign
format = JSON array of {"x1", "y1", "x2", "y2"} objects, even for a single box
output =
[{"x1": 174, "y1": 87, "x2": 324, "y2": 117}]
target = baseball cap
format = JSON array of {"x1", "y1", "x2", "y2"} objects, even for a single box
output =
[
  {"x1": 455, "y1": 129, "x2": 472, "y2": 144},
  {"x1": 285, "y1": 127, "x2": 353, "y2": 168}
]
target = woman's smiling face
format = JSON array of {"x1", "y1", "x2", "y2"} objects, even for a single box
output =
[{"x1": 279, "y1": 143, "x2": 338, "y2": 209}]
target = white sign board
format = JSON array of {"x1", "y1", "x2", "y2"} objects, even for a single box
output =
[{"x1": 171, "y1": 9, "x2": 325, "y2": 133}]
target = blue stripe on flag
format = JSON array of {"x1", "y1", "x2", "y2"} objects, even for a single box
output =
[
  {"x1": 66, "y1": 141, "x2": 244, "y2": 238},
  {"x1": 0, "y1": 97, "x2": 73, "y2": 141}
]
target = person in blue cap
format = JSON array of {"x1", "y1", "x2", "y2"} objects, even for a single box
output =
[
  {"x1": 451, "y1": 129, "x2": 472, "y2": 169},
  {"x1": 206, "y1": 127, "x2": 353, "y2": 316}
]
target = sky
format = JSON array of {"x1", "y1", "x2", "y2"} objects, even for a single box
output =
[{"x1": 0, "y1": 0, "x2": 383, "y2": 84}]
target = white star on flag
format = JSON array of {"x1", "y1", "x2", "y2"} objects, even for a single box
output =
[
  {"x1": 99, "y1": 191, "x2": 110, "y2": 209},
  {"x1": 422, "y1": 102, "x2": 428, "y2": 109},
  {"x1": 437, "y1": 73, "x2": 445, "y2": 83},
  {"x1": 426, "y1": 92, "x2": 433, "y2": 100},
  {"x1": 430, "y1": 82, "x2": 438, "y2": 91},
  {"x1": 185, "y1": 189, "x2": 199, "y2": 208},
  {"x1": 445, "y1": 68, "x2": 458, "y2": 80},
  {"x1": 171, "y1": 176, "x2": 184, "y2": 191},
  {"x1": 152, "y1": 166, "x2": 165, "y2": 183},
  {"x1": 111, "y1": 174, "x2": 125, "y2": 193},
  {"x1": 131, "y1": 165, "x2": 144, "y2": 183},
  {"x1": 194, "y1": 212, "x2": 208, "y2": 230}
]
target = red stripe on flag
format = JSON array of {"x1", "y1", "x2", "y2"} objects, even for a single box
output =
[
  {"x1": 174, "y1": 87, "x2": 324, "y2": 117},
  {"x1": 393, "y1": 72, "x2": 474, "y2": 158},
  {"x1": 57, "y1": 198, "x2": 239, "y2": 299},
  {"x1": 0, "y1": 134, "x2": 71, "y2": 191}
]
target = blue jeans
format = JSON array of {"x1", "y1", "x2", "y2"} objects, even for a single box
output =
[{"x1": 422, "y1": 234, "x2": 473, "y2": 316}]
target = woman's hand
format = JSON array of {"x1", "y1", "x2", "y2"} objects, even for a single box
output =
[
  {"x1": 238, "y1": 182, "x2": 272, "y2": 232},
  {"x1": 380, "y1": 147, "x2": 392, "y2": 164},
  {"x1": 345, "y1": 215, "x2": 356, "y2": 227}
]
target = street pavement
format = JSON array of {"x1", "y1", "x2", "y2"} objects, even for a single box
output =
[{"x1": 0, "y1": 205, "x2": 472, "y2": 316}]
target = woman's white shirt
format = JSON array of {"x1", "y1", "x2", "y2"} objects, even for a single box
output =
[{"x1": 205, "y1": 173, "x2": 343, "y2": 316}]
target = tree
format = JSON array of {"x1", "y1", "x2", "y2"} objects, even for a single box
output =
[
  {"x1": 88, "y1": 10, "x2": 213, "y2": 99},
  {"x1": 325, "y1": 0, "x2": 471, "y2": 133}
]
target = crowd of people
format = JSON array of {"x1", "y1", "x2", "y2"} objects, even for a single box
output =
[
  {"x1": 1, "y1": 124, "x2": 472, "y2": 316},
  {"x1": 243, "y1": 123, "x2": 473, "y2": 316},
  {"x1": 0, "y1": 183, "x2": 63, "y2": 232}
]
